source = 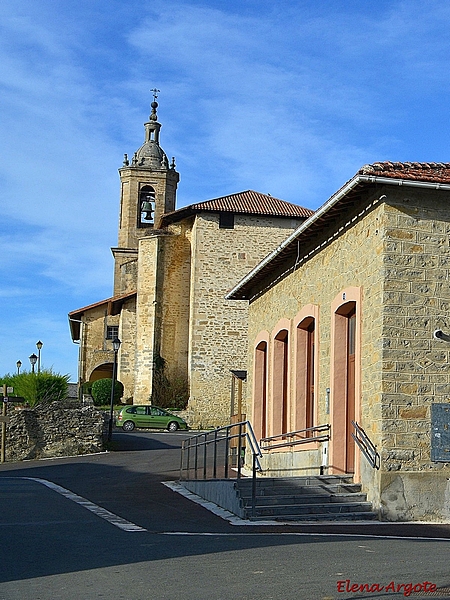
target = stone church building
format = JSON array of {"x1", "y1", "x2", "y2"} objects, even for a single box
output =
[
  {"x1": 228, "y1": 161, "x2": 450, "y2": 521},
  {"x1": 69, "y1": 100, "x2": 312, "y2": 427}
]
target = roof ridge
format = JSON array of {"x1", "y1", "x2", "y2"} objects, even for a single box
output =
[
  {"x1": 159, "y1": 190, "x2": 313, "y2": 226},
  {"x1": 195, "y1": 189, "x2": 286, "y2": 204},
  {"x1": 359, "y1": 161, "x2": 450, "y2": 174}
]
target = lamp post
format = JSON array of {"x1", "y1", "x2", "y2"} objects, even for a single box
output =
[
  {"x1": 107, "y1": 338, "x2": 121, "y2": 443},
  {"x1": 16, "y1": 360, "x2": 22, "y2": 375},
  {"x1": 36, "y1": 340, "x2": 43, "y2": 373},
  {"x1": 29, "y1": 354, "x2": 38, "y2": 374}
]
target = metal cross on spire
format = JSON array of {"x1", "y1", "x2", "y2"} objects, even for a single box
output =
[{"x1": 150, "y1": 88, "x2": 160, "y2": 101}]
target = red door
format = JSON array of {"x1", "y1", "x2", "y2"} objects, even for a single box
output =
[{"x1": 346, "y1": 311, "x2": 356, "y2": 473}]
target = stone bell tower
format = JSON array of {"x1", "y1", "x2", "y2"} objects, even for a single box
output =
[{"x1": 112, "y1": 92, "x2": 180, "y2": 295}]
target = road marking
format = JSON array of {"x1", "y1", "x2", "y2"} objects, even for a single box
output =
[
  {"x1": 3, "y1": 477, "x2": 450, "y2": 541},
  {"x1": 159, "y1": 531, "x2": 450, "y2": 541},
  {"x1": 5, "y1": 477, "x2": 147, "y2": 532}
]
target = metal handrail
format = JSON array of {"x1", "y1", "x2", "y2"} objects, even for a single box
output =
[
  {"x1": 351, "y1": 420, "x2": 380, "y2": 470},
  {"x1": 180, "y1": 420, "x2": 263, "y2": 517},
  {"x1": 180, "y1": 420, "x2": 262, "y2": 480},
  {"x1": 260, "y1": 424, "x2": 331, "y2": 451}
]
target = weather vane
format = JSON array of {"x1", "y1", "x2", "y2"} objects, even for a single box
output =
[{"x1": 150, "y1": 88, "x2": 160, "y2": 101}]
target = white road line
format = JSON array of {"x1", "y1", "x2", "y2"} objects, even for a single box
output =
[
  {"x1": 4, "y1": 477, "x2": 450, "y2": 541},
  {"x1": 14, "y1": 477, "x2": 147, "y2": 532}
]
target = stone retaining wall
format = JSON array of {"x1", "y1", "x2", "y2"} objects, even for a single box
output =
[{"x1": 1, "y1": 401, "x2": 106, "y2": 461}]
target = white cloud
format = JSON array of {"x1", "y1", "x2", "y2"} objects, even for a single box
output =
[{"x1": 1, "y1": 0, "x2": 450, "y2": 378}]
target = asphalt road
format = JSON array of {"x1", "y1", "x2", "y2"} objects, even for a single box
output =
[{"x1": 0, "y1": 431, "x2": 450, "y2": 600}]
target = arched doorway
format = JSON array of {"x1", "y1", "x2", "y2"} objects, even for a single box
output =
[
  {"x1": 89, "y1": 363, "x2": 113, "y2": 382},
  {"x1": 273, "y1": 330, "x2": 289, "y2": 435},
  {"x1": 331, "y1": 293, "x2": 360, "y2": 474},
  {"x1": 254, "y1": 340, "x2": 268, "y2": 440},
  {"x1": 296, "y1": 316, "x2": 316, "y2": 433}
]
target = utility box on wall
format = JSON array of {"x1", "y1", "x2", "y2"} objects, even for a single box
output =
[{"x1": 431, "y1": 403, "x2": 450, "y2": 462}]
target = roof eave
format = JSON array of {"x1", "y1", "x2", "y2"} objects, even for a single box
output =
[
  {"x1": 226, "y1": 175, "x2": 450, "y2": 301},
  {"x1": 68, "y1": 291, "x2": 137, "y2": 341}
]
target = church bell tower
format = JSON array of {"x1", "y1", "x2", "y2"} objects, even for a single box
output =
[{"x1": 113, "y1": 92, "x2": 180, "y2": 295}]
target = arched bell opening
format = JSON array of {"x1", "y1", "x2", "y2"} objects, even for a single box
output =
[{"x1": 139, "y1": 185, "x2": 156, "y2": 226}]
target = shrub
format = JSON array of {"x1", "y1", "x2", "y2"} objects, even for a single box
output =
[
  {"x1": 91, "y1": 378, "x2": 124, "y2": 406},
  {"x1": 0, "y1": 370, "x2": 70, "y2": 407},
  {"x1": 81, "y1": 381, "x2": 94, "y2": 396}
]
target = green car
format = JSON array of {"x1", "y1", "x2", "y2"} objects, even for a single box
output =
[{"x1": 116, "y1": 405, "x2": 188, "y2": 432}]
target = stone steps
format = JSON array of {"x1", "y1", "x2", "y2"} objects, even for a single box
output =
[{"x1": 235, "y1": 475, "x2": 378, "y2": 522}]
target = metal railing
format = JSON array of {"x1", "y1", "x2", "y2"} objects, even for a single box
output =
[
  {"x1": 180, "y1": 420, "x2": 263, "y2": 517},
  {"x1": 260, "y1": 424, "x2": 331, "y2": 451},
  {"x1": 351, "y1": 420, "x2": 380, "y2": 470},
  {"x1": 180, "y1": 420, "x2": 262, "y2": 481}
]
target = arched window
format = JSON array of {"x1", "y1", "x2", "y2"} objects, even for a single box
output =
[
  {"x1": 273, "y1": 330, "x2": 289, "y2": 435},
  {"x1": 254, "y1": 341, "x2": 268, "y2": 440},
  {"x1": 296, "y1": 317, "x2": 315, "y2": 433},
  {"x1": 139, "y1": 185, "x2": 156, "y2": 226}
]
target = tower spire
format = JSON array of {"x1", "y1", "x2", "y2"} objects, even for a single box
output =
[
  {"x1": 149, "y1": 88, "x2": 160, "y2": 121},
  {"x1": 129, "y1": 88, "x2": 169, "y2": 171}
]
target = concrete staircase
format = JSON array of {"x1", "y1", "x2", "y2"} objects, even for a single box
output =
[{"x1": 236, "y1": 475, "x2": 378, "y2": 522}]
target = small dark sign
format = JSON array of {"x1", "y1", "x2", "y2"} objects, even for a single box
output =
[{"x1": 431, "y1": 403, "x2": 450, "y2": 462}]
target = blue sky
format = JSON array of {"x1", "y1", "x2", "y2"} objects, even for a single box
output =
[{"x1": 1, "y1": 0, "x2": 450, "y2": 380}]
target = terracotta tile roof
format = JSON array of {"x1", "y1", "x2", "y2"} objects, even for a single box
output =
[
  {"x1": 68, "y1": 291, "x2": 137, "y2": 318},
  {"x1": 189, "y1": 190, "x2": 313, "y2": 217},
  {"x1": 68, "y1": 291, "x2": 136, "y2": 341},
  {"x1": 359, "y1": 161, "x2": 450, "y2": 184},
  {"x1": 159, "y1": 190, "x2": 313, "y2": 227}
]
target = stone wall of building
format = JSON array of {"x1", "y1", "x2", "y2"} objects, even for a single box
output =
[
  {"x1": 159, "y1": 220, "x2": 193, "y2": 381},
  {"x1": 187, "y1": 212, "x2": 306, "y2": 428},
  {"x1": 115, "y1": 254, "x2": 138, "y2": 295},
  {"x1": 117, "y1": 297, "x2": 137, "y2": 402},
  {"x1": 245, "y1": 186, "x2": 450, "y2": 520},
  {"x1": 380, "y1": 188, "x2": 450, "y2": 472},
  {"x1": 2, "y1": 401, "x2": 105, "y2": 461},
  {"x1": 81, "y1": 305, "x2": 119, "y2": 382},
  {"x1": 133, "y1": 234, "x2": 160, "y2": 403},
  {"x1": 378, "y1": 188, "x2": 450, "y2": 520},
  {"x1": 246, "y1": 192, "x2": 385, "y2": 475}
]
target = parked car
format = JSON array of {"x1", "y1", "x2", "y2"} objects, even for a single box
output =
[{"x1": 116, "y1": 405, "x2": 188, "y2": 432}]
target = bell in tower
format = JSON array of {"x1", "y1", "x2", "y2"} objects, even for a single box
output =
[{"x1": 140, "y1": 186, "x2": 155, "y2": 223}]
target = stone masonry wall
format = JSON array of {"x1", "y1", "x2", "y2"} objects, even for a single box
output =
[
  {"x1": 377, "y1": 189, "x2": 450, "y2": 520},
  {"x1": 2, "y1": 401, "x2": 106, "y2": 461},
  {"x1": 246, "y1": 186, "x2": 450, "y2": 521},
  {"x1": 117, "y1": 297, "x2": 137, "y2": 402},
  {"x1": 380, "y1": 188, "x2": 450, "y2": 473},
  {"x1": 247, "y1": 193, "x2": 385, "y2": 474},
  {"x1": 187, "y1": 212, "x2": 305, "y2": 428},
  {"x1": 133, "y1": 234, "x2": 160, "y2": 403},
  {"x1": 159, "y1": 221, "x2": 192, "y2": 381},
  {"x1": 81, "y1": 305, "x2": 119, "y2": 381}
]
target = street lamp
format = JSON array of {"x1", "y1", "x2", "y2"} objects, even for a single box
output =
[
  {"x1": 107, "y1": 337, "x2": 121, "y2": 443},
  {"x1": 16, "y1": 360, "x2": 22, "y2": 375},
  {"x1": 29, "y1": 354, "x2": 38, "y2": 374},
  {"x1": 36, "y1": 340, "x2": 43, "y2": 374}
]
